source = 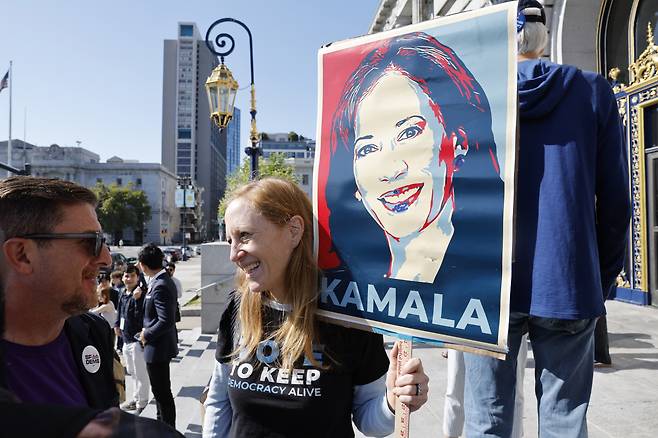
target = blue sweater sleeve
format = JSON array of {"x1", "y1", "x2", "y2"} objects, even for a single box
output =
[
  {"x1": 352, "y1": 374, "x2": 395, "y2": 436},
  {"x1": 202, "y1": 361, "x2": 233, "y2": 438},
  {"x1": 593, "y1": 75, "x2": 631, "y2": 294}
]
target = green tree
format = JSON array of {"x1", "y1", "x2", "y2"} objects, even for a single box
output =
[
  {"x1": 93, "y1": 183, "x2": 152, "y2": 244},
  {"x1": 288, "y1": 131, "x2": 299, "y2": 142},
  {"x1": 127, "y1": 189, "x2": 152, "y2": 244},
  {"x1": 218, "y1": 152, "x2": 298, "y2": 218}
]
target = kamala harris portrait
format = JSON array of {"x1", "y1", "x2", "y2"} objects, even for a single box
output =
[{"x1": 314, "y1": 4, "x2": 516, "y2": 351}]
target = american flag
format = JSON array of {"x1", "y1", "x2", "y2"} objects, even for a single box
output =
[{"x1": 0, "y1": 70, "x2": 8, "y2": 93}]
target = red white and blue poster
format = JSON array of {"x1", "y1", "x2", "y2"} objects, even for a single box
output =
[{"x1": 313, "y1": 3, "x2": 517, "y2": 354}]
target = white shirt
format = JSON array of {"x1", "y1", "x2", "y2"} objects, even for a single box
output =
[
  {"x1": 172, "y1": 276, "x2": 183, "y2": 299},
  {"x1": 90, "y1": 301, "x2": 117, "y2": 328},
  {"x1": 146, "y1": 269, "x2": 168, "y2": 292}
]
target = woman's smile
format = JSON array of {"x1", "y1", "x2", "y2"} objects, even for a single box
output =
[
  {"x1": 378, "y1": 183, "x2": 424, "y2": 213},
  {"x1": 242, "y1": 261, "x2": 261, "y2": 275}
]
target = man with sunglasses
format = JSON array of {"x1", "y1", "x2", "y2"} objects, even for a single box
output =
[{"x1": 0, "y1": 176, "x2": 119, "y2": 409}]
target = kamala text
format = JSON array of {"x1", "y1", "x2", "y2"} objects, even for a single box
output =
[{"x1": 320, "y1": 277, "x2": 492, "y2": 335}]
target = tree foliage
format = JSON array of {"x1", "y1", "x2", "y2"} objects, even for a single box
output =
[
  {"x1": 218, "y1": 153, "x2": 298, "y2": 218},
  {"x1": 288, "y1": 131, "x2": 299, "y2": 142},
  {"x1": 93, "y1": 183, "x2": 152, "y2": 243}
]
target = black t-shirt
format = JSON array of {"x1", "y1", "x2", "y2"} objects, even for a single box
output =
[{"x1": 216, "y1": 294, "x2": 389, "y2": 438}]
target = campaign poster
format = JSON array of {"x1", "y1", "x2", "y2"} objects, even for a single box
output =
[{"x1": 313, "y1": 3, "x2": 517, "y2": 354}]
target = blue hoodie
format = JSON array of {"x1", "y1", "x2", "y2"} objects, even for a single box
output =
[{"x1": 512, "y1": 59, "x2": 631, "y2": 319}]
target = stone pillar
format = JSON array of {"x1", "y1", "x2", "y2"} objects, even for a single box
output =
[
  {"x1": 200, "y1": 242, "x2": 236, "y2": 334},
  {"x1": 549, "y1": 0, "x2": 602, "y2": 72}
]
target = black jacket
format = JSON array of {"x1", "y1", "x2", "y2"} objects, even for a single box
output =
[
  {"x1": 115, "y1": 286, "x2": 146, "y2": 343},
  {"x1": 64, "y1": 313, "x2": 119, "y2": 409},
  {"x1": 143, "y1": 271, "x2": 178, "y2": 363}
]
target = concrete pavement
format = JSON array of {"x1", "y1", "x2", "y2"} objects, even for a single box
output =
[{"x1": 119, "y1": 249, "x2": 658, "y2": 437}]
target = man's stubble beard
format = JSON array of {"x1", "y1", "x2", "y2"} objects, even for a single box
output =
[{"x1": 61, "y1": 287, "x2": 97, "y2": 316}]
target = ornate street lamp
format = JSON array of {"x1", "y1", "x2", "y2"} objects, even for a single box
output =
[
  {"x1": 205, "y1": 64, "x2": 239, "y2": 129},
  {"x1": 205, "y1": 18, "x2": 260, "y2": 180}
]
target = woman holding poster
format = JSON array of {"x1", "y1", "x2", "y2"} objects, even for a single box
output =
[
  {"x1": 322, "y1": 32, "x2": 504, "y2": 286},
  {"x1": 203, "y1": 178, "x2": 429, "y2": 437}
]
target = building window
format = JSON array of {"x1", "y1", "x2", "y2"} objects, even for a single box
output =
[
  {"x1": 178, "y1": 129, "x2": 192, "y2": 139},
  {"x1": 116, "y1": 178, "x2": 122, "y2": 186},
  {"x1": 136, "y1": 178, "x2": 142, "y2": 186},
  {"x1": 178, "y1": 150, "x2": 191, "y2": 158},
  {"x1": 180, "y1": 24, "x2": 194, "y2": 37},
  {"x1": 302, "y1": 174, "x2": 309, "y2": 185}
]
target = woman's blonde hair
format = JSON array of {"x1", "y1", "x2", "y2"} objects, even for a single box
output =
[{"x1": 225, "y1": 177, "x2": 319, "y2": 370}]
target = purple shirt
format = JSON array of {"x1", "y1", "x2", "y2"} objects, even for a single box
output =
[{"x1": 2, "y1": 330, "x2": 88, "y2": 406}]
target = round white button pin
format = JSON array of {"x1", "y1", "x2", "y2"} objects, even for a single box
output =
[{"x1": 82, "y1": 345, "x2": 101, "y2": 373}]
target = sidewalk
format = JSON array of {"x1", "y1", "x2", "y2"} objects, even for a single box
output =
[{"x1": 130, "y1": 300, "x2": 658, "y2": 437}]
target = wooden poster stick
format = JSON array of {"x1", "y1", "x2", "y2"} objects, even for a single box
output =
[{"x1": 394, "y1": 339, "x2": 412, "y2": 437}]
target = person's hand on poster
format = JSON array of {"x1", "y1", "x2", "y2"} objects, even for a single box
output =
[{"x1": 385, "y1": 341, "x2": 429, "y2": 412}]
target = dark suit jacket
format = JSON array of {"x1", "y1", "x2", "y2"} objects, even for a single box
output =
[{"x1": 143, "y1": 271, "x2": 178, "y2": 363}]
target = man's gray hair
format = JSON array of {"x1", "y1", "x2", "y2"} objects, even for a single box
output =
[{"x1": 518, "y1": 22, "x2": 548, "y2": 56}]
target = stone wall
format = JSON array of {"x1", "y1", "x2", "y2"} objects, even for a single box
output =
[{"x1": 200, "y1": 242, "x2": 236, "y2": 334}]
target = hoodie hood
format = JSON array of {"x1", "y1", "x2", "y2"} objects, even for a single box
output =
[{"x1": 518, "y1": 59, "x2": 578, "y2": 119}]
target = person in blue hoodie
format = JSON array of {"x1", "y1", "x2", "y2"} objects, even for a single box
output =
[{"x1": 462, "y1": 1, "x2": 631, "y2": 437}]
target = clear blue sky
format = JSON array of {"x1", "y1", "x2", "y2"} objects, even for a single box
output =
[{"x1": 0, "y1": 0, "x2": 379, "y2": 163}]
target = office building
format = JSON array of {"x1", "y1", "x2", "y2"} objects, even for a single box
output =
[
  {"x1": 223, "y1": 107, "x2": 241, "y2": 176},
  {"x1": 162, "y1": 22, "x2": 239, "y2": 240}
]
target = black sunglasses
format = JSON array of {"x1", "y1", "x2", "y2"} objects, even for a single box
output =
[{"x1": 16, "y1": 231, "x2": 107, "y2": 257}]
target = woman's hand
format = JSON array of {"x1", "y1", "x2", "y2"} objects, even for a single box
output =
[{"x1": 385, "y1": 341, "x2": 429, "y2": 413}]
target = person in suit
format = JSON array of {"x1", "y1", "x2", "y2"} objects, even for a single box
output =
[{"x1": 138, "y1": 243, "x2": 178, "y2": 427}]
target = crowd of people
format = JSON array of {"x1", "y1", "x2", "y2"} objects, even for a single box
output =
[
  {"x1": 0, "y1": 1, "x2": 631, "y2": 437},
  {"x1": 0, "y1": 174, "x2": 431, "y2": 438}
]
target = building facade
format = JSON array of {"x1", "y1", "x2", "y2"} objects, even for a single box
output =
[
  {"x1": 162, "y1": 22, "x2": 239, "y2": 240},
  {"x1": 0, "y1": 141, "x2": 180, "y2": 245},
  {"x1": 261, "y1": 132, "x2": 315, "y2": 159},
  {"x1": 225, "y1": 107, "x2": 241, "y2": 176},
  {"x1": 286, "y1": 157, "x2": 314, "y2": 199},
  {"x1": 261, "y1": 132, "x2": 316, "y2": 198}
]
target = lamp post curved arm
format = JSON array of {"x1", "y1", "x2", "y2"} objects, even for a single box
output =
[
  {"x1": 205, "y1": 18, "x2": 260, "y2": 179},
  {"x1": 205, "y1": 18, "x2": 254, "y2": 85}
]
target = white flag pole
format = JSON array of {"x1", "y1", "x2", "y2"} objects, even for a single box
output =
[
  {"x1": 7, "y1": 60, "x2": 12, "y2": 177},
  {"x1": 23, "y1": 106, "x2": 27, "y2": 168}
]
